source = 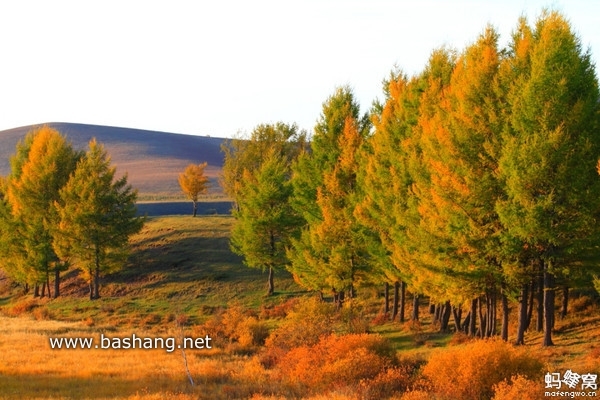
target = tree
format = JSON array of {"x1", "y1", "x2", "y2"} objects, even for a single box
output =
[
  {"x1": 496, "y1": 11, "x2": 600, "y2": 346},
  {"x1": 222, "y1": 122, "x2": 306, "y2": 295},
  {"x1": 55, "y1": 139, "x2": 144, "y2": 300},
  {"x1": 178, "y1": 162, "x2": 210, "y2": 217},
  {"x1": 289, "y1": 87, "x2": 371, "y2": 300},
  {"x1": 230, "y1": 150, "x2": 301, "y2": 295},
  {"x1": 3, "y1": 127, "x2": 81, "y2": 297}
]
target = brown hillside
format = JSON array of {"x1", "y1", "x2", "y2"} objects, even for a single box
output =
[{"x1": 0, "y1": 123, "x2": 226, "y2": 197}]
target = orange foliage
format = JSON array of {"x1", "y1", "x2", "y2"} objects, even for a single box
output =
[
  {"x1": 421, "y1": 338, "x2": 543, "y2": 400},
  {"x1": 275, "y1": 333, "x2": 399, "y2": 394}
]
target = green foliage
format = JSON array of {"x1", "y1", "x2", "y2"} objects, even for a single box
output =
[
  {"x1": 223, "y1": 122, "x2": 306, "y2": 295},
  {"x1": 55, "y1": 139, "x2": 144, "y2": 299},
  {"x1": 1, "y1": 127, "x2": 82, "y2": 292}
]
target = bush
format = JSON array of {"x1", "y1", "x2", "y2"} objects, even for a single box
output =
[
  {"x1": 492, "y1": 375, "x2": 543, "y2": 400},
  {"x1": 276, "y1": 333, "x2": 398, "y2": 395},
  {"x1": 421, "y1": 338, "x2": 543, "y2": 400},
  {"x1": 264, "y1": 297, "x2": 334, "y2": 352}
]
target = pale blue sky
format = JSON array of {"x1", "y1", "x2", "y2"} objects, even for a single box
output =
[{"x1": 0, "y1": 1, "x2": 598, "y2": 138}]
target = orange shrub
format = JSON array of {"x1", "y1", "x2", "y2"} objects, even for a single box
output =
[
  {"x1": 264, "y1": 297, "x2": 334, "y2": 353},
  {"x1": 276, "y1": 333, "x2": 398, "y2": 394},
  {"x1": 421, "y1": 338, "x2": 543, "y2": 400},
  {"x1": 492, "y1": 375, "x2": 543, "y2": 400}
]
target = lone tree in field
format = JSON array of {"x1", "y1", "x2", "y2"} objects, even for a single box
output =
[
  {"x1": 179, "y1": 162, "x2": 210, "y2": 217},
  {"x1": 55, "y1": 139, "x2": 144, "y2": 300}
]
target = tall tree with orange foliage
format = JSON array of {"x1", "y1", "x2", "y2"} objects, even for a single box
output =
[
  {"x1": 179, "y1": 162, "x2": 210, "y2": 217},
  {"x1": 497, "y1": 11, "x2": 600, "y2": 346},
  {"x1": 3, "y1": 127, "x2": 81, "y2": 297},
  {"x1": 288, "y1": 87, "x2": 371, "y2": 302}
]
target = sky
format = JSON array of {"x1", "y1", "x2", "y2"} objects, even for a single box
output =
[{"x1": 0, "y1": 1, "x2": 599, "y2": 138}]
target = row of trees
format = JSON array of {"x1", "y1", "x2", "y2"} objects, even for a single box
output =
[
  {"x1": 223, "y1": 11, "x2": 600, "y2": 346},
  {"x1": 0, "y1": 127, "x2": 144, "y2": 299}
]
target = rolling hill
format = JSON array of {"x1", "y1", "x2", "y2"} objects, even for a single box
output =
[{"x1": 0, "y1": 122, "x2": 227, "y2": 198}]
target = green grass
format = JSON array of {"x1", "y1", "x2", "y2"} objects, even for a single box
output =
[{"x1": 19, "y1": 215, "x2": 307, "y2": 330}]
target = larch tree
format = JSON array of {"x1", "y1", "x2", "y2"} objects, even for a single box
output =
[
  {"x1": 4, "y1": 127, "x2": 81, "y2": 297},
  {"x1": 230, "y1": 150, "x2": 302, "y2": 295},
  {"x1": 55, "y1": 139, "x2": 144, "y2": 300},
  {"x1": 496, "y1": 11, "x2": 600, "y2": 346},
  {"x1": 288, "y1": 86, "x2": 371, "y2": 300},
  {"x1": 222, "y1": 122, "x2": 306, "y2": 296},
  {"x1": 356, "y1": 70, "x2": 422, "y2": 322},
  {"x1": 179, "y1": 162, "x2": 210, "y2": 217}
]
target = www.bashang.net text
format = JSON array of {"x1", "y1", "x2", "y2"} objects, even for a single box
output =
[{"x1": 48, "y1": 333, "x2": 212, "y2": 353}]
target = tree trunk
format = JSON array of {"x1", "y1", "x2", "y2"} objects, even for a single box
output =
[
  {"x1": 536, "y1": 264, "x2": 544, "y2": 332},
  {"x1": 392, "y1": 281, "x2": 399, "y2": 321},
  {"x1": 478, "y1": 296, "x2": 486, "y2": 338},
  {"x1": 543, "y1": 261, "x2": 555, "y2": 346},
  {"x1": 526, "y1": 278, "x2": 535, "y2": 331},
  {"x1": 452, "y1": 305, "x2": 462, "y2": 333},
  {"x1": 192, "y1": 201, "x2": 197, "y2": 217},
  {"x1": 462, "y1": 312, "x2": 471, "y2": 334},
  {"x1": 267, "y1": 266, "x2": 275, "y2": 296},
  {"x1": 411, "y1": 293, "x2": 419, "y2": 321},
  {"x1": 440, "y1": 301, "x2": 451, "y2": 332},
  {"x1": 93, "y1": 265, "x2": 100, "y2": 300},
  {"x1": 34, "y1": 283, "x2": 40, "y2": 298},
  {"x1": 429, "y1": 301, "x2": 435, "y2": 314},
  {"x1": 399, "y1": 281, "x2": 406, "y2": 322},
  {"x1": 501, "y1": 292, "x2": 509, "y2": 341},
  {"x1": 89, "y1": 279, "x2": 94, "y2": 300},
  {"x1": 384, "y1": 282, "x2": 390, "y2": 314},
  {"x1": 515, "y1": 283, "x2": 528, "y2": 345},
  {"x1": 41, "y1": 280, "x2": 46, "y2": 298},
  {"x1": 560, "y1": 286, "x2": 569, "y2": 319},
  {"x1": 54, "y1": 268, "x2": 60, "y2": 298},
  {"x1": 468, "y1": 298, "x2": 477, "y2": 337}
]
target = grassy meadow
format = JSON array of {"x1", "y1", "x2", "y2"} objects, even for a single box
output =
[{"x1": 1, "y1": 215, "x2": 599, "y2": 399}]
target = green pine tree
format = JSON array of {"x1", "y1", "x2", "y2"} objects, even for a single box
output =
[{"x1": 55, "y1": 139, "x2": 144, "y2": 300}]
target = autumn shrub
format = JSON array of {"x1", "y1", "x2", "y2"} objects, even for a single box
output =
[
  {"x1": 492, "y1": 375, "x2": 543, "y2": 400},
  {"x1": 357, "y1": 365, "x2": 417, "y2": 400},
  {"x1": 259, "y1": 297, "x2": 299, "y2": 319},
  {"x1": 5, "y1": 298, "x2": 41, "y2": 316},
  {"x1": 421, "y1": 338, "x2": 543, "y2": 400},
  {"x1": 264, "y1": 297, "x2": 333, "y2": 348},
  {"x1": 275, "y1": 333, "x2": 398, "y2": 395},
  {"x1": 198, "y1": 304, "x2": 268, "y2": 352}
]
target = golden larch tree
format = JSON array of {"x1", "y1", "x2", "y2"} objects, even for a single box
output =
[{"x1": 178, "y1": 162, "x2": 210, "y2": 217}]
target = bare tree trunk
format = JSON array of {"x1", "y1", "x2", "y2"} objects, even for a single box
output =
[
  {"x1": 452, "y1": 305, "x2": 462, "y2": 333},
  {"x1": 440, "y1": 301, "x2": 451, "y2": 332},
  {"x1": 560, "y1": 286, "x2": 569, "y2": 319},
  {"x1": 468, "y1": 298, "x2": 477, "y2": 337},
  {"x1": 501, "y1": 292, "x2": 509, "y2": 341},
  {"x1": 384, "y1": 282, "x2": 390, "y2": 314},
  {"x1": 515, "y1": 283, "x2": 528, "y2": 345},
  {"x1": 478, "y1": 296, "x2": 486, "y2": 338},
  {"x1": 536, "y1": 264, "x2": 544, "y2": 332},
  {"x1": 54, "y1": 268, "x2": 60, "y2": 298},
  {"x1": 411, "y1": 293, "x2": 419, "y2": 321},
  {"x1": 543, "y1": 261, "x2": 555, "y2": 347},
  {"x1": 399, "y1": 281, "x2": 406, "y2": 322},
  {"x1": 192, "y1": 201, "x2": 197, "y2": 217},
  {"x1": 267, "y1": 266, "x2": 274, "y2": 296},
  {"x1": 391, "y1": 281, "x2": 399, "y2": 321}
]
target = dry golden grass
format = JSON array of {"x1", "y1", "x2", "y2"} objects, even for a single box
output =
[{"x1": 0, "y1": 315, "x2": 272, "y2": 400}]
